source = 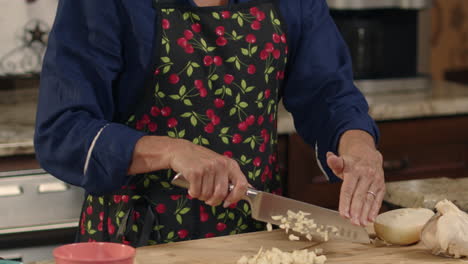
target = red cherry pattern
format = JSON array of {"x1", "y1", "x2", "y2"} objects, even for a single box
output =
[{"x1": 81, "y1": 3, "x2": 286, "y2": 245}]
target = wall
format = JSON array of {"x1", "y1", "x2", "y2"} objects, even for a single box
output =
[{"x1": 431, "y1": 0, "x2": 468, "y2": 80}]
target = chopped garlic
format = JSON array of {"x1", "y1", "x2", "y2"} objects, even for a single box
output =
[
  {"x1": 267, "y1": 223, "x2": 273, "y2": 232},
  {"x1": 237, "y1": 247, "x2": 327, "y2": 264},
  {"x1": 289, "y1": 234, "x2": 300, "y2": 241},
  {"x1": 269, "y1": 210, "x2": 338, "y2": 242}
]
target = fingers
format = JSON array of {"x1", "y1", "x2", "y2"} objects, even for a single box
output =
[
  {"x1": 187, "y1": 169, "x2": 203, "y2": 199},
  {"x1": 339, "y1": 171, "x2": 358, "y2": 219},
  {"x1": 199, "y1": 166, "x2": 215, "y2": 201},
  {"x1": 369, "y1": 184, "x2": 385, "y2": 222},
  {"x1": 326, "y1": 152, "x2": 345, "y2": 177},
  {"x1": 223, "y1": 160, "x2": 248, "y2": 208},
  {"x1": 205, "y1": 160, "x2": 229, "y2": 206},
  {"x1": 349, "y1": 172, "x2": 373, "y2": 226},
  {"x1": 359, "y1": 188, "x2": 376, "y2": 226}
]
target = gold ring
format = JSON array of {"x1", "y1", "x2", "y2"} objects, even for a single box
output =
[{"x1": 367, "y1": 191, "x2": 377, "y2": 198}]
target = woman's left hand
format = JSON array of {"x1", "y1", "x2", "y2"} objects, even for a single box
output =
[{"x1": 326, "y1": 130, "x2": 385, "y2": 227}]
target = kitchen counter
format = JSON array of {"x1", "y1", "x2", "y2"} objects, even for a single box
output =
[
  {"x1": 385, "y1": 177, "x2": 468, "y2": 211},
  {"x1": 2, "y1": 80, "x2": 468, "y2": 157},
  {"x1": 0, "y1": 86, "x2": 37, "y2": 157},
  {"x1": 29, "y1": 229, "x2": 459, "y2": 264}
]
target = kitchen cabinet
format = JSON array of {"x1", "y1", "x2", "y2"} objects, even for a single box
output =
[
  {"x1": 0, "y1": 155, "x2": 40, "y2": 172},
  {"x1": 286, "y1": 115, "x2": 468, "y2": 210}
]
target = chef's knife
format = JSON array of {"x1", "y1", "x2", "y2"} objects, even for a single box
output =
[{"x1": 171, "y1": 173, "x2": 370, "y2": 244}]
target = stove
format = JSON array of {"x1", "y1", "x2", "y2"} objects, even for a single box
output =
[{"x1": 0, "y1": 169, "x2": 84, "y2": 263}]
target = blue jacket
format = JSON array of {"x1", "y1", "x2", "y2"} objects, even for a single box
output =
[{"x1": 35, "y1": 0, "x2": 379, "y2": 195}]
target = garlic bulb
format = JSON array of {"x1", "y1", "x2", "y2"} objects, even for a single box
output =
[{"x1": 421, "y1": 199, "x2": 468, "y2": 258}]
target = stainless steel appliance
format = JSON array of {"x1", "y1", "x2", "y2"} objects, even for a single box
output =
[
  {"x1": 0, "y1": 169, "x2": 84, "y2": 263},
  {"x1": 327, "y1": 0, "x2": 433, "y2": 93}
]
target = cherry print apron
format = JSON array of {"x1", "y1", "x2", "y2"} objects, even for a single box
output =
[{"x1": 78, "y1": 0, "x2": 288, "y2": 246}]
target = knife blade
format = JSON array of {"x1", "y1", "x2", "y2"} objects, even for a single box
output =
[{"x1": 171, "y1": 173, "x2": 370, "y2": 244}]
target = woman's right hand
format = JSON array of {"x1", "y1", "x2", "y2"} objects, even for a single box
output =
[
  {"x1": 168, "y1": 138, "x2": 249, "y2": 208},
  {"x1": 128, "y1": 136, "x2": 249, "y2": 208}
]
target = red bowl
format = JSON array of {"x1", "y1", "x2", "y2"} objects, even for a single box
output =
[{"x1": 53, "y1": 242, "x2": 136, "y2": 264}]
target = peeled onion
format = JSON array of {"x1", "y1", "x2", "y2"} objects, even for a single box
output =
[
  {"x1": 374, "y1": 208, "x2": 434, "y2": 245},
  {"x1": 421, "y1": 199, "x2": 468, "y2": 258}
]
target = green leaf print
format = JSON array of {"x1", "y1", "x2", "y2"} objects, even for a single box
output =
[
  {"x1": 243, "y1": 203, "x2": 250, "y2": 213},
  {"x1": 218, "y1": 213, "x2": 226, "y2": 220},
  {"x1": 87, "y1": 220, "x2": 91, "y2": 231},
  {"x1": 132, "y1": 195, "x2": 141, "y2": 200},
  {"x1": 163, "y1": 66, "x2": 171, "y2": 74},
  {"x1": 99, "y1": 197, "x2": 104, "y2": 205},
  {"x1": 127, "y1": 115, "x2": 135, "y2": 123},
  {"x1": 235, "y1": 60, "x2": 241, "y2": 70},
  {"x1": 226, "y1": 57, "x2": 236, "y2": 63},
  {"x1": 211, "y1": 206, "x2": 216, "y2": 215},
  {"x1": 118, "y1": 211, "x2": 125, "y2": 218},
  {"x1": 230, "y1": 230, "x2": 237, "y2": 235},
  {"x1": 201, "y1": 138, "x2": 209, "y2": 145},
  {"x1": 226, "y1": 88, "x2": 233, "y2": 96},
  {"x1": 228, "y1": 212, "x2": 235, "y2": 220},
  {"x1": 181, "y1": 112, "x2": 192, "y2": 118},
  {"x1": 207, "y1": 47, "x2": 216, "y2": 52},
  {"x1": 240, "y1": 155, "x2": 246, "y2": 162},
  {"x1": 250, "y1": 140, "x2": 255, "y2": 150},
  {"x1": 190, "y1": 115, "x2": 197, "y2": 126},
  {"x1": 239, "y1": 102, "x2": 248, "y2": 108},
  {"x1": 267, "y1": 67, "x2": 275, "y2": 74},
  {"x1": 180, "y1": 207, "x2": 191, "y2": 215},
  {"x1": 192, "y1": 13, "x2": 200, "y2": 20},
  {"x1": 210, "y1": 74, "x2": 219, "y2": 81},
  {"x1": 169, "y1": 94, "x2": 181, "y2": 100},
  {"x1": 214, "y1": 88, "x2": 223, "y2": 95},
  {"x1": 248, "y1": 171, "x2": 253, "y2": 179},
  {"x1": 251, "y1": 46, "x2": 258, "y2": 54},
  {"x1": 176, "y1": 214, "x2": 183, "y2": 224},
  {"x1": 240, "y1": 224, "x2": 248, "y2": 230},
  {"x1": 187, "y1": 66, "x2": 193, "y2": 77},
  {"x1": 89, "y1": 229, "x2": 97, "y2": 235},
  {"x1": 235, "y1": 93, "x2": 240, "y2": 103},
  {"x1": 178, "y1": 129, "x2": 186, "y2": 138},
  {"x1": 237, "y1": 217, "x2": 243, "y2": 226},
  {"x1": 161, "y1": 57, "x2": 171, "y2": 63},
  {"x1": 161, "y1": 181, "x2": 171, "y2": 188},
  {"x1": 132, "y1": 225, "x2": 138, "y2": 232},
  {"x1": 193, "y1": 138, "x2": 200, "y2": 145},
  {"x1": 144, "y1": 178, "x2": 150, "y2": 188},
  {"x1": 183, "y1": 99, "x2": 193, "y2": 106},
  {"x1": 212, "y1": 12, "x2": 221, "y2": 19},
  {"x1": 168, "y1": 231, "x2": 175, "y2": 239},
  {"x1": 241, "y1": 48, "x2": 249, "y2": 56},
  {"x1": 270, "y1": 10, "x2": 275, "y2": 21},
  {"x1": 229, "y1": 107, "x2": 237, "y2": 116},
  {"x1": 179, "y1": 85, "x2": 186, "y2": 96},
  {"x1": 245, "y1": 86, "x2": 255, "y2": 93},
  {"x1": 221, "y1": 127, "x2": 229, "y2": 134},
  {"x1": 237, "y1": 16, "x2": 243, "y2": 27},
  {"x1": 154, "y1": 225, "x2": 164, "y2": 231},
  {"x1": 183, "y1": 12, "x2": 190, "y2": 20},
  {"x1": 274, "y1": 19, "x2": 281, "y2": 25},
  {"x1": 241, "y1": 80, "x2": 247, "y2": 89},
  {"x1": 200, "y1": 38, "x2": 208, "y2": 49},
  {"x1": 158, "y1": 91, "x2": 166, "y2": 98},
  {"x1": 221, "y1": 137, "x2": 229, "y2": 144}
]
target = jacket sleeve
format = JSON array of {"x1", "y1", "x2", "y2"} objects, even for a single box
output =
[
  {"x1": 34, "y1": 0, "x2": 145, "y2": 195},
  {"x1": 282, "y1": 0, "x2": 379, "y2": 182}
]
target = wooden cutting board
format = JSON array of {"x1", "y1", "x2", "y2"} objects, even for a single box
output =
[{"x1": 135, "y1": 229, "x2": 460, "y2": 264}]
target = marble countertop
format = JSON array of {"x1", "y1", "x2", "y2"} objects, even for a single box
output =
[
  {"x1": 384, "y1": 177, "x2": 468, "y2": 212},
  {"x1": 2, "y1": 80, "x2": 468, "y2": 157}
]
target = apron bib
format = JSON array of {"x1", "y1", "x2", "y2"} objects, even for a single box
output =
[{"x1": 78, "y1": 0, "x2": 288, "y2": 247}]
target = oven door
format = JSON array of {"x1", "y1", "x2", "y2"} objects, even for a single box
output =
[{"x1": 0, "y1": 169, "x2": 84, "y2": 263}]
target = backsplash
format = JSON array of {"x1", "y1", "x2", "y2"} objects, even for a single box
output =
[{"x1": 0, "y1": 0, "x2": 58, "y2": 77}]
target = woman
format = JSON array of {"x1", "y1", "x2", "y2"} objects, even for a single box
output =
[{"x1": 35, "y1": 0, "x2": 384, "y2": 246}]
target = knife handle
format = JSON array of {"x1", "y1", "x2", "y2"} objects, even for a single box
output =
[{"x1": 171, "y1": 173, "x2": 258, "y2": 202}]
